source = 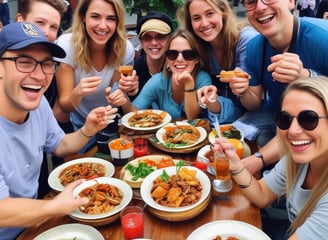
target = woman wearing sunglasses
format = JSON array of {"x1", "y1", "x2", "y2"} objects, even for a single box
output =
[
  {"x1": 184, "y1": 0, "x2": 258, "y2": 124},
  {"x1": 213, "y1": 76, "x2": 328, "y2": 239},
  {"x1": 121, "y1": 29, "x2": 212, "y2": 120}
]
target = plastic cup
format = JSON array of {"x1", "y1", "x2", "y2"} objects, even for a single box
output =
[
  {"x1": 120, "y1": 206, "x2": 144, "y2": 240},
  {"x1": 213, "y1": 151, "x2": 232, "y2": 192},
  {"x1": 133, "y1": 138, "x2": 148, "y2": 157}
]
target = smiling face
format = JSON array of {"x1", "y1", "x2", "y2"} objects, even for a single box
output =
[
  {"x1": 166, "y1": 36, "x2": 199, "y2": 75},
  {"x1": 140, "y1": 31, "x2": 170, "y2": 61},
  {"x1": 245, "y1": 0, "x2": 295, "y2": 40},
  {"x1": 279, "y1": 89, "x2": 328, "y2": 164},
  {"x1": 84, "y1": 0, "x2": 117, "y2": 48},
  {"x1": 16, "y1": 1, "x2": 61, "y2": 42},
  {"x1": 0, "y1": 45, "x2": 53, "y2": 122},
  {"x1": 188, "y1": 0, "x2": 224, "y2": 43}
]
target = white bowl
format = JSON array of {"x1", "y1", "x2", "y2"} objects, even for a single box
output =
[
  {"x1": 71, "y1": 177, "x2": 133, "y2": 220},
  {"x1": 140, "y1": 166, "x2": 211, "y2": 212},
  {"x1": 108, "y1": 138, "x2": 134, "y2": 165}
]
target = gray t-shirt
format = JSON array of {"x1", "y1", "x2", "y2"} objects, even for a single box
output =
[{"x1": 264, "y1": 157, "x2": 328, "y2": 239}]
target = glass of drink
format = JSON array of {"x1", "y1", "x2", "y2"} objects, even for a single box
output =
[
  {"x1": 213, "y1": 151, "x2": 232, "y2": 192},
  {"x1": 118, "y1": 65, "x2": 133, "y2": 76},
  {"x1": 133, "y1": 138, "x2": 148, "y2": 157},
  {"x1": 120, "y1": 206, "x2": 144, "y2": 240}
]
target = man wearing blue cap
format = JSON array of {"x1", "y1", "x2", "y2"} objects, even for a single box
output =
[{"x1": 0, "y1": 22, "x2": 118, "y2": 240}]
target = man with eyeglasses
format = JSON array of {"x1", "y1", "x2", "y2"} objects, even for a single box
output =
[
  {"x1": 0, "y1": 22, "x2": 117, "y2": 240},
  {"x1": 229, "y1": 0, "x2": 328, "y2": 173}
]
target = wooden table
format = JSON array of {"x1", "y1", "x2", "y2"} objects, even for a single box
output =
[{"x1": 17, "y1": 139, "x2": 261, "y2": 240}]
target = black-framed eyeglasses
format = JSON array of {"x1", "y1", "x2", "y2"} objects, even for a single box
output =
[
  {"x1": 0, "y1": 56, "x2": 59, "y2": 74},
  {"x1": 140, "y1": 34, "x2": 169, "y2": 43},
  {"x1": 166, "y1": 50, "x2": 197, "y2": 61},
  {"x1": 243, "y1": 0, "x2": 278, "y2": 11},
  {"x1": 274, "y1": 110, "x2": 328, "y2": 131}
]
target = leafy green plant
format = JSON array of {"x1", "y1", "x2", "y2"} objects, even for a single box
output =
[{"x1": 123, "y1": 0, "x2": 184, "y2": 29}]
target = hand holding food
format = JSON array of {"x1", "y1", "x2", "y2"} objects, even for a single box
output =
[
  {"x1": 216, "y1": 70, "x2": 249, "y2": 79},
  {"x1": 217, "y1": 70, "x2": 250, "y2": 96}
]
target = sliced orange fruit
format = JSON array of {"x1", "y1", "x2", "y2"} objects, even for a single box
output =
[{"x1": 227, "y1": 139, "x2": 244, "y2": 158}]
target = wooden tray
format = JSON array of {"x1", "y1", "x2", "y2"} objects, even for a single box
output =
[
  {"x1": 147, "y1": 191, "x2": 211, "y2": 221},
  {"x1": 149, "y1": 135, "x2": 209, "y2": 154}
]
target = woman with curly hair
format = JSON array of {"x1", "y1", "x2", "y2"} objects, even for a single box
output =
[{"x1": 55, "y1": 0, "x2": 136, "y2": 152}]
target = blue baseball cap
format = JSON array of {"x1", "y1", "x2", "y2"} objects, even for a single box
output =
[{"x1": 0, "y1": 22, "x2": 66, "y2": 58}]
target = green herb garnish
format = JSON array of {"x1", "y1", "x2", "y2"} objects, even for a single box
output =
[
  {"x1": 176, "y1": 160, "x2": 184, "y2": 175},
  {"x1": 125, "y1": 162, "x2": 155, "y2": 181},
  {"x1": 160, "y1": 169, "x2": 169, "y2": 182}
]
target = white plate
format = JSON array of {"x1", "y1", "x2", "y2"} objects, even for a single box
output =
[
  {"x1": 71, "y1": 177, "x2": 133, "y2": 220},
  {"x1": 208, "y1": 124, "x2": 244, "y2": 144},
  {"x1": 33, "y1": 223, "x2": 104, "y2": 240},
  {"x1": 48, "y1": 157, "x2": 115, "y2": 192},
  {"x1": 121, "y1": 155, "x2": 186, "y2": 188},
  {"x1": 187, "y1": 220, "x2": 271, "y2": 240},
  {"x1": 156, "y1": 122, "x2": 207, "y2": 149},
  {"x1": 140, "y1": 166, "x2": 211, "y2": 212},
  {"x1": 121, "y1": 109, "x2": 172, "y2": 131}
]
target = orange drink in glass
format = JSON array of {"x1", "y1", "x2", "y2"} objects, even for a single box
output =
[
  {"x1": 118, "y1": 65, "x2": 133, "y2": 76},
  {"x1": 213, "y1": 151, "x2": 232, "y2": 192}
]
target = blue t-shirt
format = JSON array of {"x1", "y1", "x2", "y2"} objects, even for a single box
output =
[
  {"x1": 0, "y1": 97, "x2": 65, "y2": 240},
  {"x1": 246, "y1": 18, "x2": 328, "y2": 113},
  {"x1": 133, "y1": 71, "x2": 212, "y2": 119},
  {"x1": 209, "y1": 26, "x2": 258, "y2": 121}
]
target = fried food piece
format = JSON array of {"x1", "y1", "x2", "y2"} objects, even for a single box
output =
[{"x1": 216, "y1": 70, "x2": 249, "y2": 78}]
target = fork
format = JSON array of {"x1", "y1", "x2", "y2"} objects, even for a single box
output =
[{"x1": 213, "y1": 115, "x2": 221, "y2": 138}]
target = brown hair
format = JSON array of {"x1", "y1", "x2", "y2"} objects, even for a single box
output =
[
  {"x1": 69, "y1": 0, "x2": 127, "y2": 72},
  {"x1": 163, "y1": 28, "x2": 203, "y2": 79},
  {"x1": 18, "y1": 0, "x2": 67, "y2": 18},
  {"x1": 184, "y1": 0, "x2": 245, "y2": 70}
]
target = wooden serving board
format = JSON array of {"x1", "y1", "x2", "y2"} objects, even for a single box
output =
[
  {"x1": 149, "y1": 136, "x2": 209, "y2": 154},
  {"x1": 147, "y1": 191, "x2": 212, "y2": 221}
]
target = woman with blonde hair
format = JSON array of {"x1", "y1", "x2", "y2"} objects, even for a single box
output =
[
  {"x1": 213, "y1": 77, "x2": 328, "y2": 239},
  {"x1": 184, "y1": 0, "x2": 258, "y2": 124},
  {"x1": 55, "y1": 0, "x2": 136, "y2": 152}
]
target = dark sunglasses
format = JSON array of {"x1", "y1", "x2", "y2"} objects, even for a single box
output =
[
  {"x1": 140, "y1": 34, "x2": 169, "y2": 43},
  {"x1": 274, "y1": 110, "x2": 328, "y2": 131},
  {"x1": 166, "y1": 50, "x2": 196, "y2": 61}
]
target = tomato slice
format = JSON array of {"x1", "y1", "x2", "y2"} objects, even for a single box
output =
[
  {"x1": 141, "y1": 159, "x2": 156, "y2": 167},
  {"x1": 157, "y1": 158, "x2": 175, "y2": 169}
]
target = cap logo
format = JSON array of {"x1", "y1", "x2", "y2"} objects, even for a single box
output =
[{"x1": 22, "y1": 23, "x2": 42, "y2": 38}]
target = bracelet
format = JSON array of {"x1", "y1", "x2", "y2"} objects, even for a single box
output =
[
  {"x1": 239, "y1": 175, "x2": 253, "y2": 189},
  {"x1": 255, "y1": 152, "x2": 265, "y2": 168},
  {"x1": 79, "y1": 128, "x2": 93, "y2": 138},
  {"x1": 184, "y1": 88, "x2": 196, "y2": 92},
  {"x1": 230, "y1": 167, "x2": 245, "y2": 176}
]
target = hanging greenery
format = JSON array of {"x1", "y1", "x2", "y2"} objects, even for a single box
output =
[{"x1": 122, "y1": 0, "x2": 184, "y2": 29}]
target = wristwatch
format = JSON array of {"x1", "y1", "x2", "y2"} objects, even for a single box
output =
[
  {"x1": 255, "y1": 152, "x2": 265, "y2": 168},
  {"x1": 308, "y1": 69, "x2": 318, "y2": 78}
]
